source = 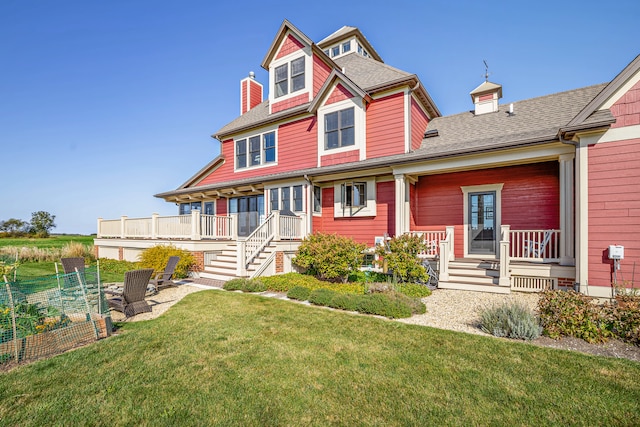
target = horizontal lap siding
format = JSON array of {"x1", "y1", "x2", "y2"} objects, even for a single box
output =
[
  {"x1": 249, "y1": 80, "x2": 262, "y2": 110},
  {"x1": 313, "y1": 182, "x2": 395, "y2": 246},
  {"x1": 196, "y1": 117, "x2": 316, "y2": 186},
  {"x1": 366, "y1": 93, "x2": 405, "y2": 159},
  {"x1": 325, "y1": 84, "x2": 354, "y2": 105},
  {"x1": 275, "y1": 34, "x2": 304, "y2": 60},
  {"x1": 313, "y1": 55, "x2": 331, "y2": 97},
  {"x1": 588, "y1": 137, "x2": 640, "y2": 288},
  {"x1": 411, "y1": 98, "x2": 428, "y2": 151},
  {"x1": 216, "y1": 199, "x2": 228, "y2": 216},
  {"x1": 413, "y1": 162, "x2": 559, "y2": 258},
  {"x1": 321, "y1": 149, "x2": 359, "y2": 166},
  {"x1": 272, "y1": 93, "x2": 309, "y2": 114},
  {"x1": 610, "y1": 80, "x2": 640, "y2": 128}
]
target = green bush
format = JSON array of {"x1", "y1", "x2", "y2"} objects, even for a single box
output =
[
  {"x1": 137, "y1": 245, "x2": 197, "y2": 279},
  {"x1": 396, "y1": 283, "x2": 432, "y2": 298},
  {"x1": 538, "y1": 290, "x2": 611, "y2": 343},
  {"x1": 355, "y1": 293, "x2": 413, "y2": 319},
  {"x1": 607, "y1": 296, "x2": 640, "y2": 345},
  {"x1": 223, "y1": 278, "x2": 266, "y2": 293},
  {"x1": 375, "y1": 234, "x2": 428, "y2": 283},
  {"x1": 309, "y1": 288, "x2": 337, "y2": 306},
  {"x1": 328, "y1": 293, "x2": 358, "y2": 311},
  {"x1": 293, "y1": 233, "x2": 366, "y2": 283},
  {"x1": 286, "y1": 286, "x2": 311, "y2": 301},
  {"x1": 97, "y1": 258, "x2": 138, "y2": 274},
  {"x1": 261, "y1": 273, "x2": 365, "y2": 295},
  {"x1": 480, "y1": 302, "x2": 542, "y2": 341}
]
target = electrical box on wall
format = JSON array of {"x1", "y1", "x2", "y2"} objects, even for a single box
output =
[{"x1": 608, "y1": 245, "x2": 624, "y2": 260}]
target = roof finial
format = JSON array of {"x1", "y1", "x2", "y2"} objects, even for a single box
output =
[{"x1": 483, "y1": 59, "x2": 490, "y2": 81}]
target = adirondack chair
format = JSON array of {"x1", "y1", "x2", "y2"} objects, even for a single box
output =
[
  {"x1": 60, "y1": 257, "x2": 85, "y2": 274},
  {"x1": 149, "y1": 256, "x2": 180, "y2": 292},
  {"x1": 105, "y1": 268, "x2": 154, "y2": 317},
  {"x1": 524, "y1": 231, "x2": 553, "y2": 259}
]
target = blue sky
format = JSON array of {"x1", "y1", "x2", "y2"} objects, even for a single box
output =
[{"x1": 1, "y1": 1, "x2": 638, "y2": 235}]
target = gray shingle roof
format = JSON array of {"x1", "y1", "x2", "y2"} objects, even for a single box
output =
[{"x1": 419, "y1": 83, "x2": 610, "y2": 153}]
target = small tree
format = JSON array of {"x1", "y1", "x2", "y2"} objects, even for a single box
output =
[
  {"x1": 0, "y1": 218, "x2": 29, "y2": 235},
  {"x1": 293, "y1": 233, "x2": 365, "y2": 283},
  {"x1": 30, "y1": 211, "x2": 56, "y2": 238},
  {"x1": 375, "y1": 234, "x2": 428, "y2": 283}
]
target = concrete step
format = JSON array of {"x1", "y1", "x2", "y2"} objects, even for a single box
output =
[
  {"x1": 438, "y1": 280, "x2": 510, "y2": 293},
  {"x1": 199, "y1": 270, "x2": 239, "y2": 281}
]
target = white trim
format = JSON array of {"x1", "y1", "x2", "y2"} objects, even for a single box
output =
[
  {"x1": 317, "y1": 96, "x2": 366, "y2": 165},
  {"x1": 461, "y1": 184, "x2": 504, "y2": 259},
  {"x1": 233, "y1": 125, "x2": 279, "y2": 172},
  {"x1": 404, "y1": 89, "x2": 411, "y2": 153},
  {"x1": 575, "y1": 137, "x2": 591, "y2": 294},
  {"x1": 600, "y1": 70, "x2": 640, "y2": 110},
  {"x1": 333, "y1": 178, "x2": 376, "y2": 218},
  {"x1": 268, "y1": 32, "x2": 312, "y2": 114},
  {"x1": 597, "y1": 124, "x2": 640, "y2": 143}
]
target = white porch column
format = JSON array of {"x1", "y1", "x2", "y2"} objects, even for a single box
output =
[
  {"x1": 575, "y1": 138, "x2": 590, "y2": 294},
  {"x1": 499, "y1": 225, "x2": 511, "y2": 287},
  {"x1": 120, "y1": 216, "x2": 127, "y2": 239},
  {"x1": 151, "y1": 213, "x2": 158, "y2": 240},
  {"x1": 445, "y1": 225, "x2": 455, "y2": 261},
  {"x1": 273, "y1": 211, "x2": 281, "y2": 240},
  {"x1": 97, "y1": 217, "x2": 103, "y2": 238},
  {"x1": 191, "y1": 210, "x2": 201, "y2": 240},
  {"x1": 394, "y1": 174, "x2": 409, "y2": 237},
  {"x1": 236, "y1": 241, "x2": 246, "y2": 277},
  {"x1": 559, "y1": 154, "x2": 575, "y2": 266}
]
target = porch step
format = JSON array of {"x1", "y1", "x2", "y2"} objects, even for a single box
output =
[
  {"x1": 438, "y1": 259, "x2": 507, "y2": 292},
  {"x1": 202, "y1": 243, "x2": 277, "y2": 281}
]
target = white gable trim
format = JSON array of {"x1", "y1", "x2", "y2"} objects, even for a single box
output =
[{"x1": 599, "y1": 70, "x2": 640, "y2": 110}]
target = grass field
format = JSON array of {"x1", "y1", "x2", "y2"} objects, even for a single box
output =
[
  {"x1": 0, "y1": 235, "x2": 94, "y2": 248},
  {"x1": 0, "y1": 290, "x2": 638, "y2": 426}
]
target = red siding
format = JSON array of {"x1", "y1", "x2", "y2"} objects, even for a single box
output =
[
  {"x1": 326, "y1": 84, "x2": 354, "y2": 105},
  {"x1": 249, "y1": 79, "x2": 262, "y2": 110},
  {"x1": 413, "y1": 163, "x2": 560, "y2": 258},
  {"x1": 312, "y1": 181, "x2": 395, "y2": 246},
  {"x1": 275, "y1": 34, "x2": 304, "y2": 60},
  {"x1": 216, "y1": 199, "x2": 228, "y2": 216},
  {"x1": 197, "y1": 117, "x2": 317, "y2": 186},
  {"x1": 588, "y1": 137, "x2": 640, "y2": 288},
  {"x1": 366, "y1": 92, "x2": 405, "y2": 159},
  {"x1": 321, "y1": 149, "x2": 359, "y2": 166},
  {"x1": 411, "y1": 98, "x2": 428, "y2": 151},
  {"x1": 241, "y1": 80, "x2": 248, "y2": 114},
  {"x1": 479, "y1": 93, "x2": 493, "y2": 102},
  {"x1": 272, "y1": 92, "x2": 309, "y2": 113},
  {"x1": 313, "y1": 55, "x2": 332, "y2": 97},
  {"x1": 610, "y1": 80, "x2": 640, "y2": 128}
]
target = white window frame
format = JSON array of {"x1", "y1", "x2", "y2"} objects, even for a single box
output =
[
  {"x1": 234, "y1": 126, "x2": 278, "y2": 171},
  {"x1": 461, "y1": 183, "x2": 503, "y2": 259},
  {"x1": 312, "y1": 185, "x2": 322, "y2": 215},
  {"x1": 317, "y1": 96, "x2": 366, "y2": 164},
  {"x1": 333, "y1": 178, "x2": 376, "y2": 218},
  {"x1": 268, "y1": 35, "x2": 312, "y2": 110},
  {"x1": 266, "y1": 181, "x2": 308, "y2": 215}
]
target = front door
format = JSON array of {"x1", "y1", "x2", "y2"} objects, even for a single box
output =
[
  {"x1": 232, "y1": 195, "x2": 264, "y2": 237},
  {"x1": 468, "y1": 191, "x2": 496, "y2": 255}
]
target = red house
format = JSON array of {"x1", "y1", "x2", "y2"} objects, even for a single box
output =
[{"x1": 95, "y1": 21, "x2": 640, "y2": 298}]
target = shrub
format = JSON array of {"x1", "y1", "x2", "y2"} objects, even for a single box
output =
[
  {"x1": 328, "y1": 293, "x2": 358, "y2": 311},
  {"x1": 137, "y1": 245, "x2": 197, "y2": 278},
  {"x1": 605, "y1": 295, "x2": 640, "y2": 345},
  {"x1": 223, "y1": 278, "x2": 266, "y2": 293},
  {"x1": 286, "y1": 286, "x2": 311, "y2": 301},
  {"x1": 293, "y1": 233, "x2": 366, "y2": 283},
  {"x1": 396, "y1": 283, "x2": 432, "y2": 298},
  {"x1": 538, "y1": 290, "x2": 610, "y2": 343},
  {"x1": 480, "y1": 302, "x2": 542, "y2": 341},
  {"x1": 261, "y1": 273, "x2": 365, "y2": 295},
  {"x1": 97, "y1": 258, "x2": 138, "y2": 274},
  {"x1": 308, "y1": 288, "x2": 337, "y2": 306},
  {"x1": 355, "y1": 293, "x2": 413, "y2": 319},
  {"x1": 387, "y1": 292, "x2": 427, "y2": 315},
  {"x1": 375, "y1": 234, "x2": 428, "y2": 283}
]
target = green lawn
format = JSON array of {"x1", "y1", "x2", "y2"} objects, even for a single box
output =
[
  {"x1": 0, "y1": 234, "x2": 94, "y2": 248},
  {"x1": 14, "y1": 261, "x2": 124, "y2": 284},
  {"x1": 0, "y1": 291, "x2": 638, "y2": 426}
]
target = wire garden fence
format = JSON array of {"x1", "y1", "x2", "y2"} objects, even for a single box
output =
[{"x1": 0, "y1": 266, "x2": 112, "y2": 366}]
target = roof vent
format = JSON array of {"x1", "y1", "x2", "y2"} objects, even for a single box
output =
[
  {"x1": 424, "y1": 129, "x2": 439, "y2": 138},
  {"x1": 470, "y1": 81, "x2": 503, "y2": 115}
]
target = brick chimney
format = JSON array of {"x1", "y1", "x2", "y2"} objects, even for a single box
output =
[
  {"x1": 240, "y1": 71, "x2": 263, "y2": 115},
  {"x1": 470, "y1": 81, "x2": 502, "y2": 115}
]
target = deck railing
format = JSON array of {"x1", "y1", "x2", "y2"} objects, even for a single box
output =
[
  {"x1": 409, "y1": 230, "x2": 447, "y2": 257},
  {"x1": 509, "y1": 229, "x2": 561, "y2": 262},
  {"x1": 97, "y1": 212, "x2": 234, "y2": 240}
]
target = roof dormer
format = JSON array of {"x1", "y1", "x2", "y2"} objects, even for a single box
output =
[
  {"x1": 470, "y1": 81, "x2": 503, "y2": 115},
  {"x1": 317, "y1": 26, "x2": 383, "y2": 62}
]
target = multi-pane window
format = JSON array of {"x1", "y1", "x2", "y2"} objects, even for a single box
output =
[
  {"x1": 293, "y1": 185, "x2": 303, "y2": 212},
  {"x1": 179, "y1": 202, "x2": 202, "y2": 215},
  {"x1": 325, "y1": 107, "x2": 355, "y2": 149},
  {"x1": 236, "y1": 131, "x2": 276, "y2": 169},
  {"x1": 331, "y1": 46, "x2": 340, "y2": 57},
  {"x1": 275, "y1": 64, "x2": 288, "y2": 98},
  {"x1": 270, "y1": 188, "x2": 279, "y2": 211},
  {"x1": 342, "y1": 182, "x2": 366, "y2": 208},
  {"x1": 281, "y1": 187, "x2": 291, "y2": 211},
  {"x1": 313, "y1": 186, "x2": 322, "y2": 213},
  {"x1": 342, "y1": 41, "x2": 351, "y2": 53},
  {"x1": 274, "y1": 57, "x2": 305, "y2": 98},
  {"x1": 236, "y1": 139, "x2": 247, "y2": 169}
]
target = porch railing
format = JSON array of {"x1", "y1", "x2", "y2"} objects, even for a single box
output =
[
  {"x1": 410, "y1": 230, "x2": 447, "y2": 257},
  {"x1": 509, "y1": 229, "x2": 561, "y2": 262},
  {"x1": 97, "y1": 212, "x2": 234, "y2": 240}
]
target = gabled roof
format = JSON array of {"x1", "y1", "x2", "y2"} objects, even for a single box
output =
[
  {"x1": 469, "y1": 81, "x2": 503, "y2": 100},
  {"x1": 567, "y1": 53, "x2": 640, "y2": 127},
  {"x1": 420, "y1": 84, "x2": 612, "y2": 153},
  {"x1": 317, "y1": 25, "x2": 383, "y2": 63},
  {"x1": 308, "y1": 69, "x2": 371, "y2": 113}
]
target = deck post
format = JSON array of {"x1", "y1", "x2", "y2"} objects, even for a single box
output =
[
  {"x1": 97, "y1": 217, "x2": 103, "y2": 238},
  {"x1": 236, "y1": 240, "x2": 246, "y2": 277},
  {"x1": 151, "y1": 213, "x2": 158, "y2": 239},
  {"x1": 120, "y1": 216, "x2": 127, "y2": 239},
  {"x1": 499, "y1": 225, "x2": 511, "y2": 287},
  {"x1": 445, "y1": 226, "x2": 455, "y2": 261},
  {"x1": 191, "y1": 210, "x2": 201, "y2": 240},
  {"x1": 273, "y1": 211, "x2": 281, "y2": 241},
  {"x1": 559, "y1": 154, "x2": 575, "y2": 266}
]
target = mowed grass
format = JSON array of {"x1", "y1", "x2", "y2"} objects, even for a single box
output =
[
  {"x1": 0, "y1": 234, "x2": 94, "y2": 248},
  {"x1": 1, "y1": 291, "x2": 639, "y2": 426},
  {"x1": 15, "y1": 261, "x2": 124, "y2": 284}
]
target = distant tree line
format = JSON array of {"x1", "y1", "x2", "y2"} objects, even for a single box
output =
[{"x1": 0, "y1": 211, "x2": 56, "y2": 238}]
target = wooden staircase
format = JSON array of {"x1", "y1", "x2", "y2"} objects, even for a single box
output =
[
  {"x1": 200, "y1": 243, "x2": 277, "y2": 282},
  {"x1": 438, "y1": 259, "x2": 510, "y2": 293}
]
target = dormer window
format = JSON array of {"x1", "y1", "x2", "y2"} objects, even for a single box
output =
[
  {"x1": 342, "y1": 41, "x2": 351, "y2": 53},
  {"x1": 235, "y1": 130, "x2": 277, "y2": 170},
  {"x1": 275, "y1": 56, "x2": 305, "y2": 98},
  {"x1": 325, "y1": 107, "x2": 354, "y2": 149}
]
